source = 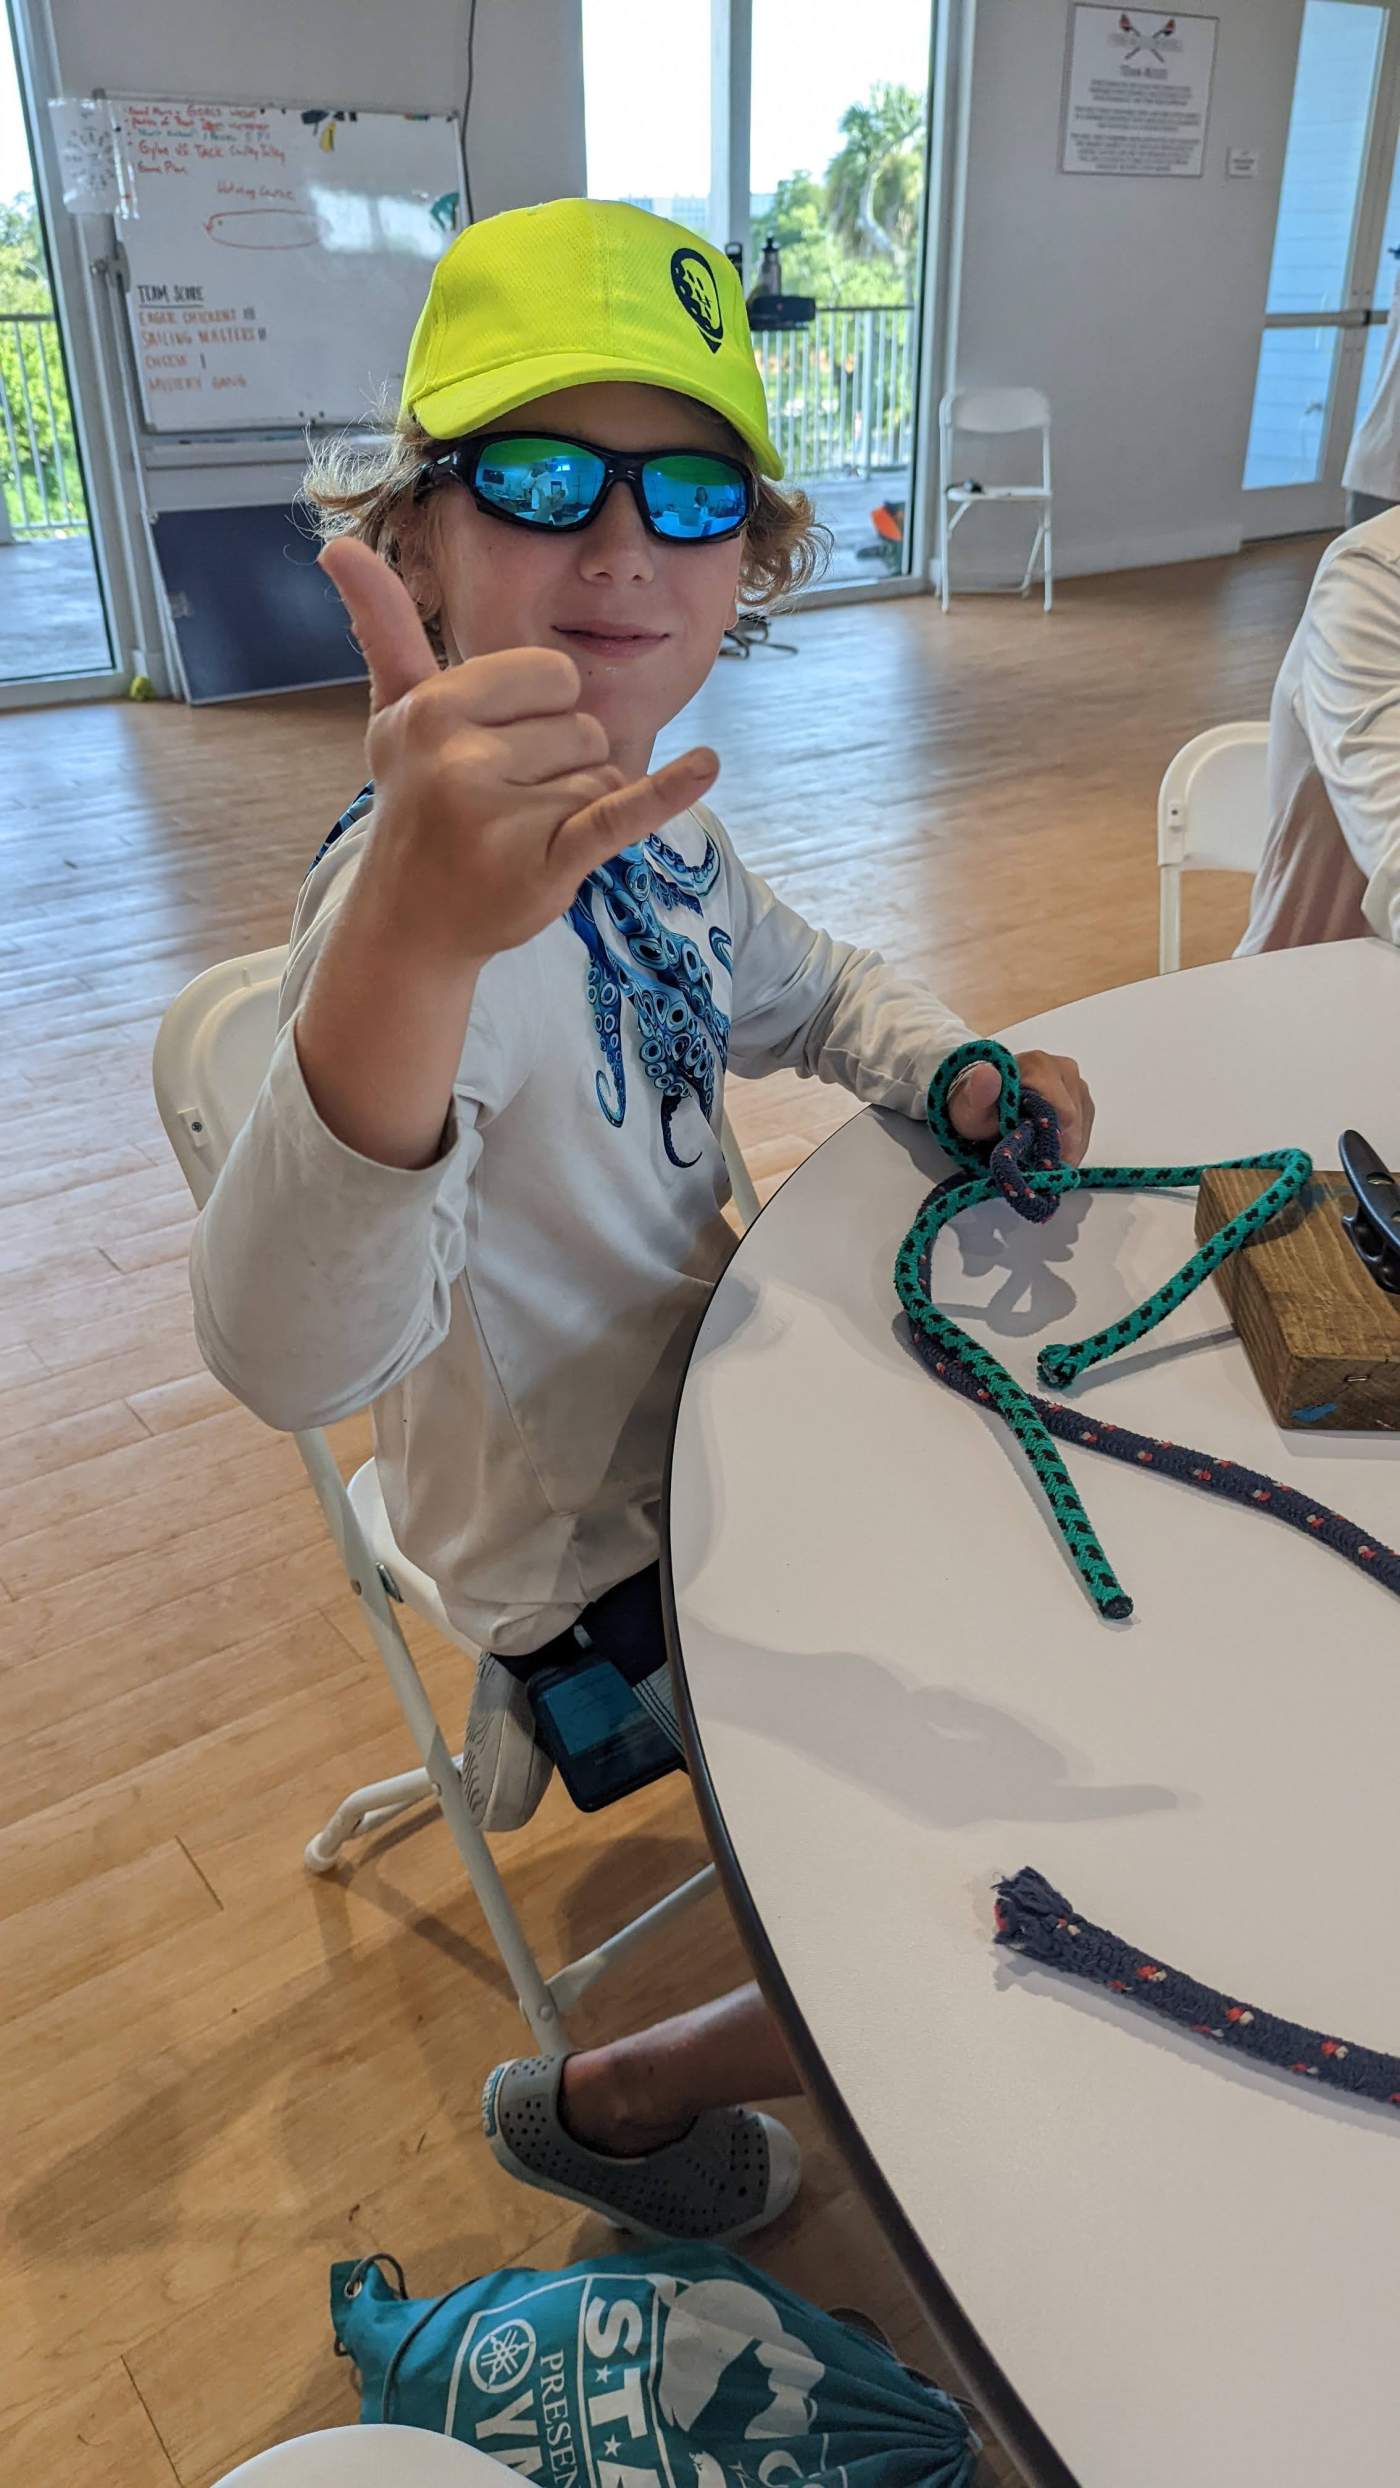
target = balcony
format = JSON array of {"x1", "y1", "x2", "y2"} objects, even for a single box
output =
[
  {"x1": 754, "y1": 302, "x2": 915, "y2": 584},
  {"x1": 0, "y1": 300, "x2": 919, "y2": 689},
  {"x1": 1, "y1": 311, "x2": 110, "y2": 685}
]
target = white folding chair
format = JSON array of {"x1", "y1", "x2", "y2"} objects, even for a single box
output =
[
  {"x1": 938, "y1": 386, "x2": 1053, "y2": 613},
  {"x1": 1156, "y1": 723, "x2": 1270, "y2": 974},
  {"x1": 153, "y1": 946, "x2": 762, "y2": 2055},
  {"x1": 213, "y1": 2425, "x2": 512, "y2": 2484}
]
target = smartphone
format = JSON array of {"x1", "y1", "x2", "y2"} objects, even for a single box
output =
[{"x1": 526, "y1": 1656, "x2": 683, "y2": 1813}]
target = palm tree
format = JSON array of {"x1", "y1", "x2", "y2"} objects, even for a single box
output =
[{"x1": 824, "y1": 83, "x2": 925, "y2": 289}]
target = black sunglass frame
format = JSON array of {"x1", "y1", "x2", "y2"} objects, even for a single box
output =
[{"x1": 413, "y1": 429, "x2": 754, "y2": 543}]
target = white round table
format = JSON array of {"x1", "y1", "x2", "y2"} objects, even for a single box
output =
[
  {"x1": 666, "y1": 943, "x2": 1400, "y2": 2488},
  {"x1": 215, "y1": 2424, "x2": 516, "y2": 2483}
]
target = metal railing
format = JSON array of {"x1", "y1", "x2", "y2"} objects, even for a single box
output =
[
  {"x1": 753, "y1": 303, "x2": 915, "y2": 480},
  {"x1": 2, "y1": 301, "x2": 909, "y2": 534},
  {"x1": 1, "y1": 311, "x2": 87, "y2": 540}
]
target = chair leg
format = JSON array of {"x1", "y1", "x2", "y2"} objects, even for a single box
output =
[
  {"x1": 292, "y1": 1427, "x2": 569, "y2": 2055},
  {"x1": 1043, "y1": 516, "x2": 1054, "y2": 612},
  {"x1": 939, "y1": 491, "x2": 951, "y2": 613},
  {"x1": 304, "y1": 1762, "x2": 448, "y2": 1871},
  {"x1": 1020, "y1": 519, "x2": 1049, "y2": 602},
  {"x1": 287, "y1": 1437, "x2": 756, "y2": 2055},
  {"x1": 305, "y1": 1737, "x2": 717, "y2": 2054},
  {"x1": 1159, "y1": 862, "x2": 1181, "y2": 975},
  {"x1": 289, "y1": 1437, "x2": 741, "y2": 2058},
  {"x1": 431, "y1": 1737, "x2": 570, "y2": 2054},
  {"x1": 547, "y1": 1867, "x2": 718, "y2": 2018},
  {"x1": 303, "y1": 1727, "x2": 565, "y2": 2050}
]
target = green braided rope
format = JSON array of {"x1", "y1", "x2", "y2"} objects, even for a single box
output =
[{"x1": 893, "y1": 1039, "x2": 1314, "y2": 1621}]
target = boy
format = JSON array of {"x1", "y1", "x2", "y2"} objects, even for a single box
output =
[{"x1": 192, "y1": 199, "x2": 1093, "y2": 2243}]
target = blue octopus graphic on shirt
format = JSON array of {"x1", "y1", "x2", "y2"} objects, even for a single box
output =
[
  {"x1": 311, "y1": 791, "x2": 734, "y2": 1170},
  {"x1": 567, "y1": 829, "x2": 732, "y2": 1168}
]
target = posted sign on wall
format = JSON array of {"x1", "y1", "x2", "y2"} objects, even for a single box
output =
[
  {"x1": 115, "y1": 99, "x2": 462, "y2": 430},
  {"x1": 1061, "y1": 8, "x2": 1219, "y2": 179}
]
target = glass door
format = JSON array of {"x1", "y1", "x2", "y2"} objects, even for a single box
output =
[
  {"x1": 747, "y1": 0, "x2": 934, "y2": 587},
  {"x1": 1, "y1": 4, "x2": 115, "y2": 687},
  {"x1": 1242, "y1": 0, "x2": 1395, "y2": 535},
  {"x1": 582, "y1": 0, "x2": 938, "y2": 598}
]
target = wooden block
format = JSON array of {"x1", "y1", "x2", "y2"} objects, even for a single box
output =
[{"x1": 1196, "y1": 1167, "x2": 1400, "y2": 1431}]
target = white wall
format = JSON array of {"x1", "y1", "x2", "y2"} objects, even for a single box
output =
[
  {"x1": 948, "y1": 0, "x2": 1305, "y2": 583},
  {"x1": 48, "y1": 0, "x2": 585, "y2": 220},
  {"x1": 36, "y1": 0, "x2": 585, "y2": 687}
]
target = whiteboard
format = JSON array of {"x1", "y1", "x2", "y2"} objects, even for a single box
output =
[{"x1": 116, "y1": 99, "x2": 462, "y2": 430}]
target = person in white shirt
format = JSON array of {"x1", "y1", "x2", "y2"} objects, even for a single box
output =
[
  {"x1": 1342, "y1": 252, "x2": 1400, "y2": 528},
  {"x1": 1240, "y1": 504, "x2": 1400, "y2": 954},
  {"x1": 192, "y1": 200, "x2": 1093, "y2": 2244}
]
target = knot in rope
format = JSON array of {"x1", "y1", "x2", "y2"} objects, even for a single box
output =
[{"x1": 894, "y1": 1039, "x2": 1400, "y2": 1622}]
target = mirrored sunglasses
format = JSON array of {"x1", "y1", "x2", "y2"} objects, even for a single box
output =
[{"x1": 415, "y1": 430, "x2": 753, "y2": 544}]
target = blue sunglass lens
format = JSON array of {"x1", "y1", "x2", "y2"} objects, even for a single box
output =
[
  {"x1": 466, "y1": 439, "x2": 748, "y2": 539},
  {"x1": 643, "y1": 454, "x2": 748, "y2": 540},
  {"x1": 473, "y1": 437, "x2": 606, "y2": 527}
]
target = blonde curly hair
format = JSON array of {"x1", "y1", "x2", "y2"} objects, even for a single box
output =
[{"x1": 301, "y1": 406, "x2": 831, "y2": 641}]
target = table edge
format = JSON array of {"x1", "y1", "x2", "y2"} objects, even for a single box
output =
[{"x1": 661, "y1": 1105, "x2": 1080, "y2": 2488}]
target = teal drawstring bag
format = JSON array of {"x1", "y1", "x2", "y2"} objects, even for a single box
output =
[{"x1": 331, "y1": 2243, "x2": 977, "y2": 2486}]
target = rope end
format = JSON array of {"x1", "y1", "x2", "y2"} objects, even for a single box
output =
[
  {"x1": 1038, "y1": 1346, "x2": 1077, "y2": 1389},
  {"x1": 993, "y1": 1865, "x2": 1075, "y2": 1947}
]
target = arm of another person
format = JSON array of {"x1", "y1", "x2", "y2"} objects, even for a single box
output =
[
  {"x1": 717, "y1": 826, "x2": 1094, "y2": 1159},
  {"x1": 1299, "y1": 541, "x2": 1400, "y2": 946}
]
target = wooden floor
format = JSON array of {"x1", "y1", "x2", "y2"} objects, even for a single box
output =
[{"x1": 1, "y1": 535, "x2": 1326, "y2": 2486}]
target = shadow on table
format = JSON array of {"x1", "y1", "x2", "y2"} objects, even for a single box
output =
[
  {"x1": 930, "y1": 1191, "x2": 1094, "y2": 1338},
  {"x1": 681, "y1": 1269, "x2": 1178, "y2": 1827},
  {"x1": 686, "y1": 1631, "x2": 1179, "y2": 1834}
]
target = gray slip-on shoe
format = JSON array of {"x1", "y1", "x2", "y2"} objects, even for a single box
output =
[
  {"x1": 461, "y1": 1652, "x2": 554, "y2": 1831},
  {"x1": 481, "y1": 2053, "x2": 801, "y2": 2244}
]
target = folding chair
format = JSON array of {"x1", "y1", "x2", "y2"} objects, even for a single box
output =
[
  {"x1": 153, "y1": 946, "x2": 762, "y2": 2055},
  {"x1": 1156, "y1": 723, "x2": 1270, "y2": 974},
  {"x1": 938, "y1": 386, "x2": 1053, "y2": 613}
]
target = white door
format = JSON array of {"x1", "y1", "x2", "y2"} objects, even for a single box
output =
[{"x1": 1242, "y1": 0, "x2": 1400, "y2": 537}]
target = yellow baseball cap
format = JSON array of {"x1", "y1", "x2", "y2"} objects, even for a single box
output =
[{"x1": 401, "y1": 197, "x2": 783, "y2": 480}]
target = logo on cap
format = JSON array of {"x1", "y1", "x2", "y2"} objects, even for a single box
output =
[{"x1": 670, "y1": 248, "x2": 723, "y2": 354}]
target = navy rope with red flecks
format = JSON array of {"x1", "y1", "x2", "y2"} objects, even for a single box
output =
[
  {"x1": 893, "y1": 1039, "x2": 1400, "y2": 1621},
  {"x1": 994, "y1": 1865, "x2": 1400, "y2": 2108}
]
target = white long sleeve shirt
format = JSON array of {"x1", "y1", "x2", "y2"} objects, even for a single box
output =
[
  {"x1": 191, "y1": 800, "x2": 976, "y2": 1656},
  {"x1": 1239, "y1": 507, "x2": 1400, "y2": 956}
]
